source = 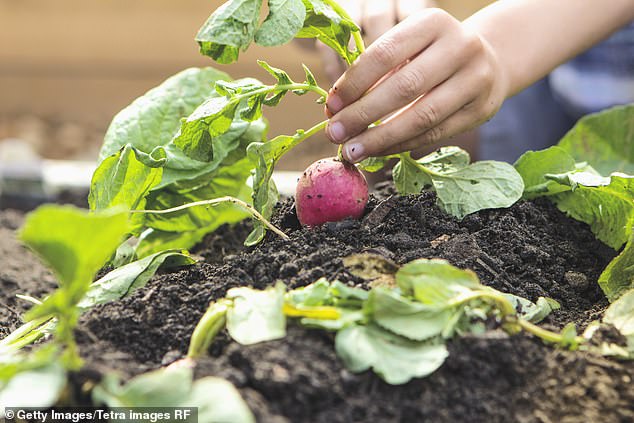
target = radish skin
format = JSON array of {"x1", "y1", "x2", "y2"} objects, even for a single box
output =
[{"x1": 295, "y1": 157, "x2": 369, "y2": 226}]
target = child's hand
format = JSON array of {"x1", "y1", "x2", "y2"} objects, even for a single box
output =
[
  {"x1": 318, "y1": 0, "x2": 435, "y2": 83},
  {"x1": 325, "y1": 8, "x2": 508, "y2": 163}
]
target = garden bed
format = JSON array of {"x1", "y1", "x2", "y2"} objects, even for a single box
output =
[{"x1": 3, "y1": 189, "x2": 632, "y2": 422}]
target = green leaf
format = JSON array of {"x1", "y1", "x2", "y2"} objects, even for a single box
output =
[
  {"x1": 19, "y1": 206, "x2": 130, "y2": 368},
  {"x1": 302, "y1": 63, "x2": 319, "y2": 88},
  {"x1": 505, "y1": 295, "x2": 560, "y2": 323},
  {"x1": 432, "y1": 161, "x2": 524, "y2": 219},
  {"x1": 93, "y1": 366, "x2": 255, "y2": 422},
  {"x1": 358, "y1": 155, "x2": 397, "y2": 173},
  {"x1": 599, "y1": 229, "x2": 634, "y2": 301},
  {"x1": 226, "y1": 283, "x2": 286, "y2": 345},
  {"x1": 394, "y1": 151, "x2": 524, "y2": 218},
  {"x1": 285, "y1": 278, "x2": 331, "y2": 306},
  {"x1": 299, "y1": 309, "x2": 364, "y2": 331},
  {"x1": 559, "y1": 323, "x2": 581, "y2": 349},
  {"x1": 288, "y1": 279, "x2": 367, "y2": 330},
  {"x1": 19, "y1": 206, "x2": 130, "y2": 313},
  {"x1": 134, "y1": 228, "x2": 212, "y2": 259},
  {"x1": 159, "y1": 117, "x2": 266, "y2": 189},
  {"x1": 367, "y1": 288, "x2": 452, "y2": 341},
  {"x1": 196, "y1": 0, "x2": 263, "y2": 64},
  {"x1": 246, "y1": 131, "x2": 306, "y2": 245},
  {"x1": 94, "y1": 366, "x2": 192, "y2": 406},
  {"x1": 393, "y1": 154, "x2": 432, "y2": 195},
  {"x1": 255, "y1": 0, "x2": 306, "y2": 46},
  {"x1": 257, "y1": 60, "x2": 293, "y2": 85},
  {"x1": 558, "y1": 104, "x2": 634, "y2": 176},
  {"x1": 78, "y1": 250, "x2": 195, "y2": 310},
  {"x1": 144, "y1": 156, "x2": 253, "y2": 233},
  {"x1": 328, "y1": 280, "x2": 370, "y2": 303},
  {"x1": 296, "y1": 0, "x2": 360, "y2": 64},
  {"x1": 89, "y1": 145, "x2": 166, "y2": 233},
  {"x1": 172, "y1": 76, "x2": 290, "y2": 164},
  {"x1": 98, "y1": 67, "x2": 230, "y2": 161},
  {"x1": 185, "y1": 376, "x2": 255, "y2": 423},
  {"x1": 173, "y1": 95, "x2": 242, "y2": 162},
  {"x1": 0, "y1": 361, "x2": 65, "y2": 410},
  {"x1": 514, "y1": 146, "x2": 578, "y2": 199},
  {"x1": 396, "y1": 258, "x2": 481, "y2": 305},
  {"x1": 418, "y1": 146, "x2": 471, "y2": 173},
  {"x1": 603, "y1": 289, "x2": 634, "y2": 353},
  {"x1": 335, "y1": 324, "x2": 448, "y2": 384},
  {"x1": 551, "y1": 174, "x2": 634, "y2": 249}
]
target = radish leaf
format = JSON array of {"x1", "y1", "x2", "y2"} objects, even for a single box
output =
[
  {"x1": 603, "y1": 289, "x2": 634, "y2": 355},
  {"x1": 93, "y1": 366, "x2": 255, "y2": 423},
  {"x1": 335, "y1": 324, "x2": 448, "y2": 385},
  {"x1": 226, "y1": 283, "x2": 286, "y2": 344},
  {"x1": 599, "y1": 230, "x2": 634, "y2": 302},
  {"x1": 78, "y1": 250, "x2": 195, "y2": 310},
  {"x1": 394, "y1": 150, "x2": 524, "y2": 219},
  {"x1": 558, "y1": 104, "x2": 634, "y2": 176}
]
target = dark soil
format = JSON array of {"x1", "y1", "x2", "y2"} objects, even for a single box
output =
[{"x1": 3, "y1": 191, "x2": 633, "y2": 422}]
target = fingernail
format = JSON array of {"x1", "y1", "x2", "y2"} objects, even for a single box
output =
[
  {"x1": 344, "y1": 142, "x2": 365, "y2": 163},
  {"x1": 327, "y1": 93, "x2": 344, "y2": 114},
  {"x1": 327, "y1": 121, "x2": 347, "y2": 143}
]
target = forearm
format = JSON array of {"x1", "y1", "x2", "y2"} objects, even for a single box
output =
[{"x1": 464, "y1": 0, "x2": 634, "y2": 97}]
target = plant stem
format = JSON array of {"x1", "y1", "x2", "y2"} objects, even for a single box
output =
[
  {"x1": 283, "y1": 303, "x2": 341, "y2": 320},
  {"x1": 449, "y1": 289, "x2": 516, "y2": 317},
  {"x1": 516, "y1": 319, "x2": 585, "y2": 346},
  {"x1": 187, "y1": 299, "x2": 231, "y2": 358},
  {"x1": 234, "y1": 83, "x2": 328, "y2": 103},
  {"x1": 0, "y1": 315, "x2": 52, "y2": 350},
  {"x1": 322, "y1": 0, "x2": 366, "y2": 57},
  {"x1": 132, "y1": 196, "x2": 290, "y2": 241},
  {"x1": 301, "y1": 119, "x2": 329, "y2": 140}
]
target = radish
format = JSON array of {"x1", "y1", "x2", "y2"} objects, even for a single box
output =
[{"x1": 295, "y1": 157, "x2": 369, "y2": 226}]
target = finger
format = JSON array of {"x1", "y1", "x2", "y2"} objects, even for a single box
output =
[
  {"x1": 361, "y1": 1, "x2": 396, "y2": 45},
  {"x1": 340, "y1": 69, "x2": 482, "y2": 162},
  {"x1": 326, "y1": 31, "x2": 469, "y2": 143},
  {"x1": 396, "y1": 0, "x2": 434, "y2": 21},
  {"x1": 377, "y1": 107, "x2": 485, "y2": 156},
  {"x1": 326, "y1": 10, "x2": 450, "y2": 114}
]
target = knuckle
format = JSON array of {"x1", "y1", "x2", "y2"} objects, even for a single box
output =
[
  {"x1": 368, "y1": 127, "x2": 393, "y2": 154},
  {"x1": 425, "y1": 8, "x2": 453, "y2": 28},
  {"x1": 412, "y1": 102, "x2": 439, "y2": 131},
  {"x1": 394, "y1": 69, "x2": 424, "y2": 100},
  {"x1": 353, "y1": 103, "x2": 372, "y2": 125},
  {"x1": 469, "y1": 98, "x2": 497, "y2": 123},
  {"x1": 462, "y1": 32, "x2": 486, "y2": 57},
  {"x1": 481, "y1": 100, "x2": 500, "y2": 120},
  {"x1": 371, "y1": 36, "x2": 399, "y2": 67},
  {"x1": 473, "y1": 62, "x2": 495, "y2": 88},
  {"x1": 423, "y1": 125, "x2": 445, "y2": 144}
]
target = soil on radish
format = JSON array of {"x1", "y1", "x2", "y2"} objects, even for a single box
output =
[{"x1": 2, "y1": 190, "x2": 633, "y2": 422}]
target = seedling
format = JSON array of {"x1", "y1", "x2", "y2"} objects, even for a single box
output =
[{"x1": 187, "y1": 258, "x2": 584, "y2": 384}]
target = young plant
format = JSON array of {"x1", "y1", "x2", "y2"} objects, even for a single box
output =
[
  {"x1": 187, "y1": 258, "x2": 578, "y2": 385},
  {"x1": 87, "y1": 0, "x2": 527, "y2": 255},
  {"x1": 16, "y1": 206, "x2": 131, "y2": 369},
  {"x1": 514, "y1": 104, "x2": 634, "y2": 301}
]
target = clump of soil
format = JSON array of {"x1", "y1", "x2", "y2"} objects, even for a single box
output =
[{"x1": 2, "y1": 191, "x2": 632, "y2": 422}]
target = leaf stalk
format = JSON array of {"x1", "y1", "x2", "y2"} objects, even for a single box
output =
[{"x1": 132, "y1": 196, "x2": 290, "y2": 241}]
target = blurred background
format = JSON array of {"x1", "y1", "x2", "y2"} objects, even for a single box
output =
[{"x1": 0, "y1": 0, "x2": 488, "y2": 172}]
